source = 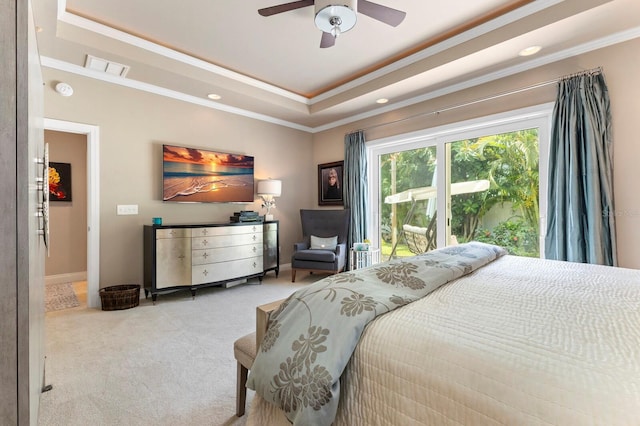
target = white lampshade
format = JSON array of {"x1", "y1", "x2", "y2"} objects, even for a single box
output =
[{"x1": 257, "y1": 179, "x2": 282, "y2": 197}]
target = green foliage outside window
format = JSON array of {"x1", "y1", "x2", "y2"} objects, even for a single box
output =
[
  {"x1": 474, "y1": 218, "x2": 539, "y2": 257},
  {"x1": 380, "y1": 129, "x2": 540, "y2": 258}
]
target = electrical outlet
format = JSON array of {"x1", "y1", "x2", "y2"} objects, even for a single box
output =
[{"x1": 117, "y1": 204, "x2": 138, "y2": 215}]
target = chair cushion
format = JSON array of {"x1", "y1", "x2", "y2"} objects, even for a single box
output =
[
  {"x1": 310, "y1": 235, "x2": 338, "y2": 250},
  {"x1": 293, "y1": 249, "x2": 337, "y2": 262},
  {"x1": 234, "y1": 332, "x2": 257, "y2": 369}
]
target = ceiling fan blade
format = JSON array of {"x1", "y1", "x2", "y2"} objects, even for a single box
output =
[
  {"x1": 357, "y1": 0, "x2": 406, "y2": 27},
  {"x1": 258, "y1": 0, "x2": 314, "y2": 17},
  {"x1": 320, "y1": 31, "x2": 335, "y2": 48}
]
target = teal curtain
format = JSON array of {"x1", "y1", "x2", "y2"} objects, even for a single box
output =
[
  {"x1": 545, "y1": 70, "x2": 617, "y2": 265},
  {"x1": 344, "y1": 130, "x2": 368, "y2": 260}
]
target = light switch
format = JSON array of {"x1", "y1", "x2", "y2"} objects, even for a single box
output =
[{"x1": 117, "y1": 204, "x2": 138, "y2": 215}]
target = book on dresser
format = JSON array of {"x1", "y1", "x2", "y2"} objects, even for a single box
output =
[{"x1": 143, "y1": 221, "x2": 279, "y2": 302}]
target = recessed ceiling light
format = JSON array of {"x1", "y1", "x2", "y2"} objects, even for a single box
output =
[
  {"x1": 376, "y1": 98, "x2": 389, "y2": 104},
  {"x1": 36, "y1": 26, "x2": 43, "y2": 33},
  {"x1": 519, "y1": 46, "x2": 542, "y2": 57},
  {"x1": 207, "y1": 94, "x2": 221, "y2": 100}
]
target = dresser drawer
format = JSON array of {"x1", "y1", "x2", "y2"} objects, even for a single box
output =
[
  {"x1": 192, "y1": 244, "x2": 262, "y2": 265},
  {"x1": 192, "y1": 224, "x2": 262, "y2": 237},
  {"x1": 155, "y1": 237, "x2": 192, "y2": 289},
  {"x1": 192, "y1": 232, "x2": 262, "y2": 249},
  {"x1": 156, "y1": 228, "x2": 191, "y2": 239},
  {"x1": 192, "y1": 256, "x2": 263, "y2": 285}
]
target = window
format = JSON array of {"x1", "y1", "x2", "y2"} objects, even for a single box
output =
[{"x1": 368, "y1": 104, "x2": 552, "y2": 260}]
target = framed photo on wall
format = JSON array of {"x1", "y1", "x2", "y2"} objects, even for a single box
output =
[
  {"x1": 318, "y1": 161, "x2": 344, "y2": 206},
  {"x1": 49, "y1": 162, "x2": 72, "y2": 202}
]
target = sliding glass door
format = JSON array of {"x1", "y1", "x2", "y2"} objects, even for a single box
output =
[
  {"x1": 368, "y1": 105, "x2": 551, "y2": 261},
  {"x1": 379, "y1": 146, "x2": 437, "y2": 258}
]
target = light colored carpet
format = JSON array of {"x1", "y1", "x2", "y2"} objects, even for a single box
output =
[
  {"x1": 38, "y1": 269, "x2": 324, "y2": 426},
  {"x1": 45, "y1": 282, "x2": 80, "y2": 312}
]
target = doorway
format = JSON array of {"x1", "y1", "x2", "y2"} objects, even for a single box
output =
[{"x1": 44, "y1": 118, "x2": 100, "y2": 308}]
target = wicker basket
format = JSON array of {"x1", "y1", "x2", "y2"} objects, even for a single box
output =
[{"x1": 99, "y1": 284, "x2": 140, "y2": 311}]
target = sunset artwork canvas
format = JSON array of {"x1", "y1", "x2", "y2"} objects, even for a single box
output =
[{"x1": 162, "y1": 144, "x2": 255, "y2": 203}]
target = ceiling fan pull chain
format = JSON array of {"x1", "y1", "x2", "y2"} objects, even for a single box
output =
[{"x1": 329, "y1": 16, "x2": 342, "y2": 38}]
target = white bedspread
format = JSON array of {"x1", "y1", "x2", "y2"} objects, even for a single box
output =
[{"x1": 248, "y1": 255, "x2": 640, "y2": 425}]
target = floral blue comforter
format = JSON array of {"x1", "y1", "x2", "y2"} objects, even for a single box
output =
[{"x1": 246, "y1": 242, "x2": 507, "y2": 425}]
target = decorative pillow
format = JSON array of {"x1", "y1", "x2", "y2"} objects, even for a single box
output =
[{"x1": 310, "y1": 235, "x2": 338, "y2": 250}]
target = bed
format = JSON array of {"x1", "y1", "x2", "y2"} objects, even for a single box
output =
[{"x1": 246, "y1": 242, "x2": 640, "y2": 425}]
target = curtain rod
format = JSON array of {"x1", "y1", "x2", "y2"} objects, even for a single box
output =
[{"x1": 350, "y1": 66, "x2": 603, "y2": 134}]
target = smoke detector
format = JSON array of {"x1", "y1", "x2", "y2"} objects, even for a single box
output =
[{"x1": 55, "y1": 82, "x2": 74, "y2": 97}]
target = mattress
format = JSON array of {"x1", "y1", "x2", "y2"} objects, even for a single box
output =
[{"x1": 247, "y1": 255, "x2": 640, "y2": 425}]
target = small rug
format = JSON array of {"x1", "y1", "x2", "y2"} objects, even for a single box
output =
[{"x1": 46, "y1": 282, "x2": 80, "y2": 312}]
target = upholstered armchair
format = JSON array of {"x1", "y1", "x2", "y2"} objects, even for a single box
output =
[{"x1": 291, "y1": 209, "x2": 350, "y2": 282}]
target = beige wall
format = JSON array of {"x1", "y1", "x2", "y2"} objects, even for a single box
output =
[
  {"x1": 45, "y1": 129, "x2": 87, "y2": 277},
  {"x1": 43, "y1": 70, "x2": 314, "y2": 289},
  {"x1": 312, "y1": 38, "x2": 640, "y2": 269}
]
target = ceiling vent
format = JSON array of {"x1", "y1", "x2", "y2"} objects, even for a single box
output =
[{"x1": 84, "y1": 54, "x2": 130, "y2": 78}]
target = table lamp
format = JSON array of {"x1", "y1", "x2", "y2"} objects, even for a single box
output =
[{"x1": 257, "y1": 179, "x2": 282, "y2": 221}]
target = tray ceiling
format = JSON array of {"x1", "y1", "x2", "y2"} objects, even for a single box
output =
[{"x1": 33, "y1": 0, "x2": 640, "y2": 131}]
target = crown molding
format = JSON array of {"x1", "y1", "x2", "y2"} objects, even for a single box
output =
[
  {"x1": 42, "y1": 22, "x2": 640, "y2": 133},
  {"x1": 312, "y1": 26, "x2": 640, "y2": 132},
  {"x1": 41, "y1": 56, "x2": 314, "y2": 133},
  {"x1": 56, "y1": 0, "x2": 561, "y2": 106},
  {"x1": 57, "y1": 4, "x2": 309, "y2": 104}
]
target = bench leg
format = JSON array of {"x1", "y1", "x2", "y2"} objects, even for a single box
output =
[{"x1": 236, "y1": 362, "x2": 248, "y2": 417}]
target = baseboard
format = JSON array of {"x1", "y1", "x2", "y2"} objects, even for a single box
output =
[{"x1": 45, "y1": 272, "x2": 87, "y2": 285}]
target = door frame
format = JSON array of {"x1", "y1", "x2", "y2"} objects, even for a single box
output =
[{"x1": 44, "y1": 118, "x2": 101, "y2": 308}]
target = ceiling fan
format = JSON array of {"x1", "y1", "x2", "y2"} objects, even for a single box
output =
[{"x1": 258, "y1": 0, "x2": 406, "y2": 48}]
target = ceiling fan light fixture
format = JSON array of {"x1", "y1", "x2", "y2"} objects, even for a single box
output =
[{"x1": 315, "y1": 0, "x2": 357, "y2": 35}]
